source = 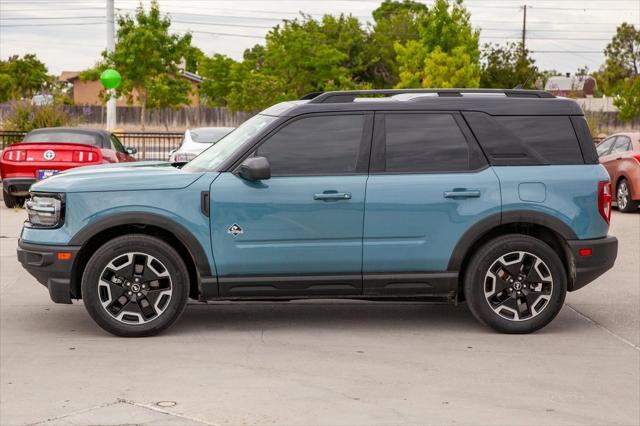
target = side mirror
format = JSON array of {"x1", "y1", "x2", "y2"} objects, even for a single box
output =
[
  {"x1": 238, "y1": 156, "x2": 271, "y2": 181},
  {"x1": 126, "y1": 147, "x2": 138, "y2": 155}
]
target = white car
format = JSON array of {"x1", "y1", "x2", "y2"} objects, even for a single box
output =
[{"x1": 169, "y1": 127, "x2": 234, "y2": 162}]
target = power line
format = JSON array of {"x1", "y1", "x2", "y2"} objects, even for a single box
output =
[
  {"x1": 1, "y1": 22, "x2": 105, "y2": 28},
  {"x1": 0, "y1": 15, "x2": 105, "y2": 20},
  {"x1": 531, "y1": 50, "x2": 602, "y2": 53},
  {"x1": 172, "y1": 20, "x2": 273, "y2": 30}
]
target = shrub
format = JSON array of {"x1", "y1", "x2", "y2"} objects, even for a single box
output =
[{"x1": 1, "y1": 100, "x2": 79, "y2": 132}]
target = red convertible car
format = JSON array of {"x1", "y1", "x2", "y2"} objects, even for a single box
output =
[{"x1": 1, "y1": 127, "x2": 137, "y2": 208}]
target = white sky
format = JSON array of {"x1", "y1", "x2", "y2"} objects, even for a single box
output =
[{"x1": 1, "y1": 0, "x2": 638, "y2": 76}]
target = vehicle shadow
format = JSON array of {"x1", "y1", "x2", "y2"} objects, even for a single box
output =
[
  {"x1": 13, "y1": 300, "x2": 588, "y2": 337},
  {"x1": 167, "y1": 300, "x2": 587, "y2": 336}
]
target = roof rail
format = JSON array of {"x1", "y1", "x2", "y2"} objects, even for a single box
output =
[{"x1": 305, "y1": 88, "x2": 555, "y2": 103}]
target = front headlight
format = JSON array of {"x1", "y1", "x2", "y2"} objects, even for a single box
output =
[{"x1": 25, "y1": 193, "x2": 65, "y2": 228}]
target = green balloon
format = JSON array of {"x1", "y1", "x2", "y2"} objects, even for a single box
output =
[{"x1": 100, "y1": 69, "x2": 122, "y2": 89}]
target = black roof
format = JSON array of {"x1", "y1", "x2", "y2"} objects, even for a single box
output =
[{"x1": 263, "y1": 89, "x2": 584, "y2": 117}]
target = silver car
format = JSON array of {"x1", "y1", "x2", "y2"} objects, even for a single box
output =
[{"x1": 169, "y1": 127, "x2": 234, "y2": 162}]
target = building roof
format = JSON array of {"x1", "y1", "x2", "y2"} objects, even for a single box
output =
[{"x1": 59, "y1": 71, "x2": 80, "y2": 82}]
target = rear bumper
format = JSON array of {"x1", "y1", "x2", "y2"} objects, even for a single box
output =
[
  {"x1": 567, "y1": 235, "x2": 618, "y2": 291},
  {"x1": 17, "y1": 240, "x2": 80, "y2": 304},
  {"x1": 2, "y1": 178, "x2": 36, "y2": 196}
]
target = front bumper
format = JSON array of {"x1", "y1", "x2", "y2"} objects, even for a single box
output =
[
  {"x1": 3, "y1": 178, "x2": 36, "y2": 196},
  {"x1": 17, "y1": 240, "x2": 80, "y2": 304},
  {"x1": 567, "y1": 235, "x2": 618, "y2": 291}
]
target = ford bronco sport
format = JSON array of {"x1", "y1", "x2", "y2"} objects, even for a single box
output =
[{"x1": 17, "y1": 89, "x2": 618, "y2": 337}]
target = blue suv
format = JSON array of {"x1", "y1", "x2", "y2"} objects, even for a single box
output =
[{"x1": 17, "y1": 89, "x2": 618, "y2": 336}]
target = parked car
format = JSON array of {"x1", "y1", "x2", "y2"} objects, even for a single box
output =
[
  {"x1": 0, "y1": 127, "x2": 137, "y2": 208},
  {"x1": 596, "y1": 132, "x2": 640, "y2": 213},
  {"x1": 169, "y1": 127, "x2": 234, "y2": 163},
  {"x1": 17, "y1": 89, "x2": 617, "y2": 337}
]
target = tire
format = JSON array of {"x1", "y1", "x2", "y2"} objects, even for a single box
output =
[
  {"x1": 3, "y1": 190, "x2": 25, "y2": 208},
  {"x1": 81, "y1": 234, "x2": 189, "y2": 337},
  {"x1": 464, "y1": 234, "x2": 567, "y2": 334},
  {"x1": 616, "y1": 179, "x2": 639, "y2": 213}
]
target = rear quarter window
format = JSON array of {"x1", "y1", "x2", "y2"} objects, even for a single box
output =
[{"x1": 494, "y1": 116, "x2": 583, "y2": 165}]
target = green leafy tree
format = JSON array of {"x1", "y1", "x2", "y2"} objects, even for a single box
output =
[
  {"x1": 82, "y1": 1, "x2": 194, "y2": 128},
  {"x1": 201, "y1": 14, "x2": 370, "y2": 112},
  {"x1": 0, "y1": 73, "x2": 16, "y2": 103},
  {"x1": 0, "y1": 54, "x2": 50, "y2": 100},
  {"x1": 480, "y1": 42, "x2": 538, "y2": 89},
  {"x1": 423, "y1": 46, "x2": 479, "y2": 87},
  {"x1": 592, "y1": 23, "x2": 640, "y2": 121},
  {"x1": 198, "y1": 54, "x2": 239, "y2": 106},
  {"x1": 615, "y1": 77, "x2": 640, "y2": 121},
  {"x1": 368, "y1": 0, "x2": 428, "y2": 87},
  {"x1": 395, "y1": 0, "x2": 480, "y2": 88}
]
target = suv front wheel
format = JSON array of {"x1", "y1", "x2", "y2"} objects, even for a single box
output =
[
  {"x1": 81, "y1": 234, "x2": 189, "y2": 337},
  {"x1": 464, "y1": 235, "x2": 567, "y2": 334}
]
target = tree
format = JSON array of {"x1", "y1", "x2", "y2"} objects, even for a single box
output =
[
  {"x1": 614, "y1": 76, "x2": 640, "y2": 121},
  {"x1": 594, "y1": 23, "x2": 640, "y2": 121},
  {"x1": 198, "y1": 54, "x2": 239, "y2": 106},
  {"x1": 0, "y1": 54, "x2": 50, "y2": 100},
  {"x1": 83, "y1": 1, "x2": 194, "y2": 128},
  {"x1": 368, "y1": 0, "x2": 428, "y2": 87},
  {"x1": 422, "y1": 46, "x2": 479, "y2": 88},
  {"x1": 480, "y1": 42, "x2": 538, "y2": 89},
  {"x1": 200, "y1": 13, "x2": 371, "y2": 112},
  {"x1": 395, "y1": 0, "x2": 480, "y2": 88}
]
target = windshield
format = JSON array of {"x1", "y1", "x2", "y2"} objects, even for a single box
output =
[
  {"x1": 190, "y1": 128, "x2": 233, "y2": 143},
  {"x1": 182, "y1": 114, "x2": 277, "y2": 172}
]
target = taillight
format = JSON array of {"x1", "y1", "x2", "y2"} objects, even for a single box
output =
[
  {"x1": 3, "y1": 149, "x2": 26, "y2": 161},
  {"x1": 598, "y1": 181, "x2": 612, "y2": 224},
  {"x1": 633, "y1": 153, "x2": 640, "y2": 164},
  {"x1": 73, "y1": 150, "x2": 99, "y2": 163}
]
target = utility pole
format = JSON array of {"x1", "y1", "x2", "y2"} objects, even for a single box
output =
[
  {"x1": 106, "y1": 0, "x2": 116, "y2": 131},
  {"x1": 521, "y1": 4, "x2": 527, "y2": 57}
]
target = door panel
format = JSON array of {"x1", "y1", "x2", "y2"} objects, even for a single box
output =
[
  {"x1": 210, "y1": 173, "x2": 367, "y2": 295},
  {"x1": 363, "y1": 168, "x2": 501, "y2": 274}
]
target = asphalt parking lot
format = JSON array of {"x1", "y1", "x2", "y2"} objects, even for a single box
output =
[{"x1": 1, "y1": 204, "x2": 638, "y2": 426}]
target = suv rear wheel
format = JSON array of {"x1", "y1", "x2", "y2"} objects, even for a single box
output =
[
  {"x1": 81, "y1": 234, "x2": 189, "y2": 337},
  {"x1": 464, "y1": 234, "x2": 567, "y2": 334},
  {"x1": 3, "y1": 190, "x2": 25, "y2": 208},
  {"x1": 617, "y1": 178, "x2": 639, "y2": 213}
]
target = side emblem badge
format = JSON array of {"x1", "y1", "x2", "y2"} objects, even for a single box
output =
[{"x1": 227, "y1": 224, "x2": 243, "y2": 236}]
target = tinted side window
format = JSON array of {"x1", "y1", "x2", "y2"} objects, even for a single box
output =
[
  {"x1": 384, "y1": 114, "x2": 470, "y2": 173},
  {"x1": 495, "y1": 116, "x2": 583, "y2": 164},
  {"x1": 596, "y1": 137, "x2": 616, "y2": 157},
  {"x1": 256, "y1": 115, "x2": 364, "y2": 176}
]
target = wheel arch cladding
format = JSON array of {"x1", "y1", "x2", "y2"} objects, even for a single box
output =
[
  {"x1": 448, "y1": 211, "x2": 576, "y2": 295},
  {"x1": 69, "y1": 213, "x2": 211, "y2": 300}
]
